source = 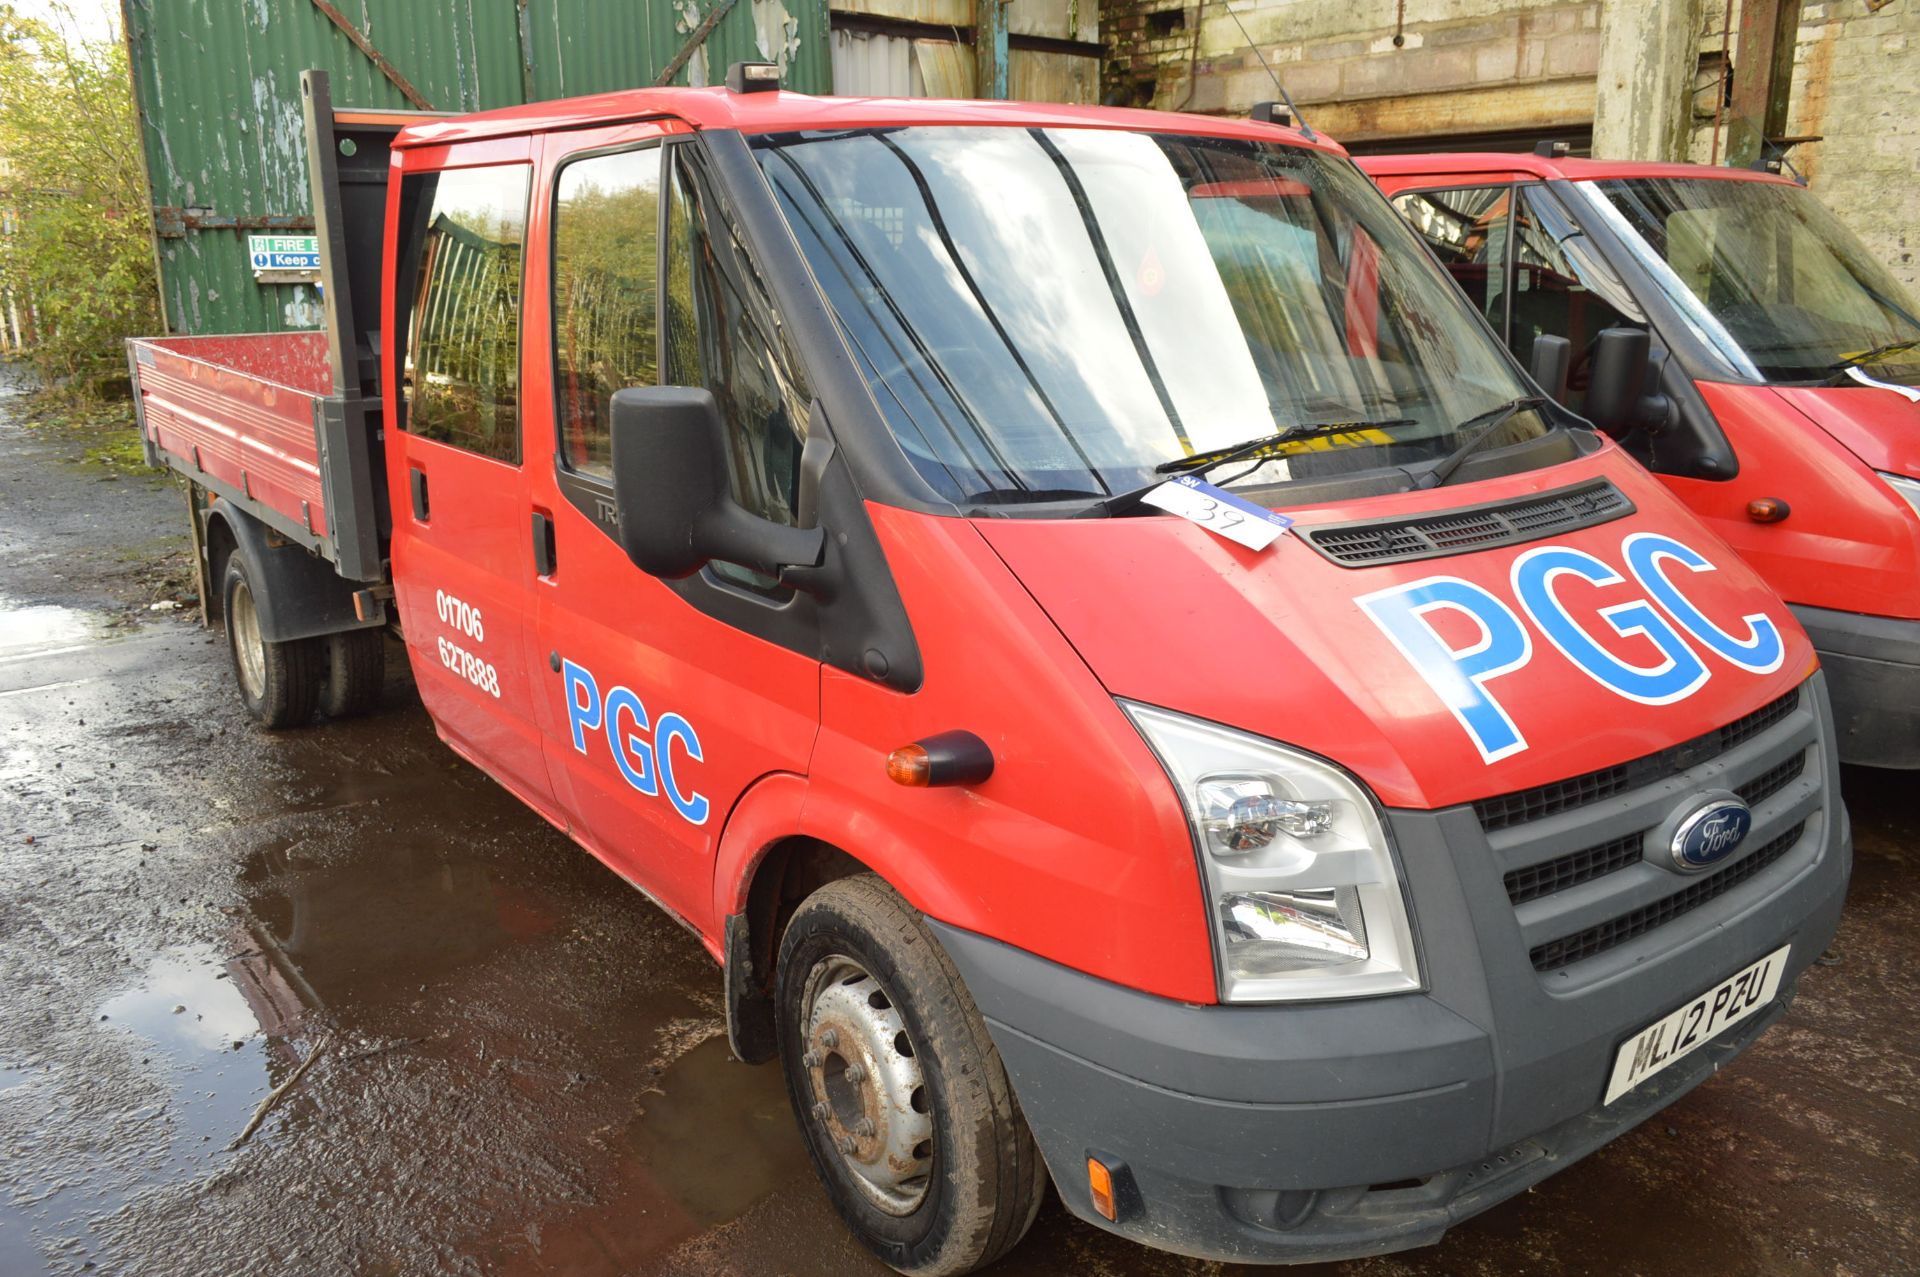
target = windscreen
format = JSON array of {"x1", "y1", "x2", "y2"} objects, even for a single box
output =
[
  {"x1": 1590, "y1": 176, "x2": 1920, "y2": 384},
  {"x1": 755, "y1": 128, "x2": 1544, "y2": 505}
]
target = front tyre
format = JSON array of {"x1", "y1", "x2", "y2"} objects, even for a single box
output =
[{"x1": 776, "y1": 875, "x2": 1046, "y2": 1276}]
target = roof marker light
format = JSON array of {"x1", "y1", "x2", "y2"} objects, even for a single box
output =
[{"x1": 725, "y1": 61, "x2": 781, "y2": 94}]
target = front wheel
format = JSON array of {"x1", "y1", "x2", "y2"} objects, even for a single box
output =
[{"x1": 776, "y1": 875, "x2": 1046, "y2": 1276}]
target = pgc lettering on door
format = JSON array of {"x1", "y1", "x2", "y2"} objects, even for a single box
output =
[{"x1": 561, "y1": 658, "x2": 710, "y2": 825}]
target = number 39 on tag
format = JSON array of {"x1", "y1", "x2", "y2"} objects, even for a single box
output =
[{"x1": 1141, "y1": 476, "x2": 1294, "y2": 551}]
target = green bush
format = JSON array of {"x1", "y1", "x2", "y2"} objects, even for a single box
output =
[{"x1": 0, "y1": 5, "x2": 160, "y2": 393}]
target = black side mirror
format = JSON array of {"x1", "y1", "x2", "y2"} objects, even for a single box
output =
[
  {"x1": 609, "y1": 386, "x2": 824, "y2": 580},
  {"x1": 1583, "y1": 327, "x2": 1652, "y2": 435},
  {"x1": 1529, "y1": 333, "x2": 1572, "y2": 403}
]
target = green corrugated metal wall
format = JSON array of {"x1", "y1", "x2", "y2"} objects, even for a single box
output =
[{"x1": 124, "y1": 0, "x2": 831, "y2": 335}]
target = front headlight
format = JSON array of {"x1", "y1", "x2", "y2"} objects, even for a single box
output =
[
  {"x1": 1123, "y1": 702, "x2": 1420, "y2": 1003},
  {"x1": 1876, "y1": 470, "x2": 1920, "y2": 517}
]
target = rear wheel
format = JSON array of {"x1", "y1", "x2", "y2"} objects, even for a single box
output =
[
  {"x1": 222, "y1": 557, "x2": 320, "y2": 729},
  {"x1": 319, "y1": 628, "x2": 385, "y2": 719},
  {"x1": 776, "y1": 875, "x2": 1046, "y2": 1276}
]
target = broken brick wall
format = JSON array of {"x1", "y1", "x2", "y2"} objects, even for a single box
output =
[
  {"x1": 1104, "y1": 0, "x2": 1920, "y2": 289},
  {"x1": 1688, "y1": 1, "x2": 1920, "y2": 289},
  {"x1": 1102, "y1": 0, "x2": 1604, "y2": 146}
]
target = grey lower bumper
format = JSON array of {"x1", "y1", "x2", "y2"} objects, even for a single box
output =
[
  {"x1": 1792, "y1": 604, "x2": 1920, "y2": 768},
  {"x1": 929, "y1": 785, "x2": 1850, "y2": 1264}
]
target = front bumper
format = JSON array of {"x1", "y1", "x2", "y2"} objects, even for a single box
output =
[
  {"x1": 1791, "y1": 603, "x2": 1920, "y2": 768},
  {"x1": 932, "y1": 677, "x2": 1851, "y2": 1265}
]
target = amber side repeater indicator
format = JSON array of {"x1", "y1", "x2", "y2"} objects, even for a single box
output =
[{"x1": 885, "y1": 731, "x2": 994, "y2": 788}]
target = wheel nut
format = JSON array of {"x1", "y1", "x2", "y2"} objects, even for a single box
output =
[
  {"x1": 853, "y1": 1118, "x2": 876, "y2": 1137},
  {"x1": 801, "y1": 1050, "x2": 822, "y2": 1069},
  {"x1": 836, "y1": 1134, "x2": 856, "y2": 1154},
  {"x1": 820, "y1": 1029, "x2": 839, "y2": 1049},
  {"x1": 812, "y1": 1101, "x2": 831, "y2": 1121},
  {"x1": 842, "y1": 1063, "x2": 865, "y2": 1084}
]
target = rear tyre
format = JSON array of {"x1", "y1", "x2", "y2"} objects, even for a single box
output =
[
  {"x1": 776, "y1": 874, "x2": 1047, "y2": 1276},
  {"x1": 222, "y1": 556, "x2": 320, "y2": 729},
  {"x1": 319, "y1": 628, "x2": 385, "y2": 719}
]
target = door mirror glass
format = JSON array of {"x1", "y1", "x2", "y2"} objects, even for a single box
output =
[{"x1": 609, "y1": 387, "x2": 824, "y2": 580}]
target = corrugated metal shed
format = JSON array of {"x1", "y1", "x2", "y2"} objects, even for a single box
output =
[{"x1": 124, "y1": 0, "x2": 831, "y2": 335}]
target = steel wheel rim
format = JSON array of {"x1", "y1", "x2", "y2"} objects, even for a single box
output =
[
  {"x1": 799, "y1": 955, "x2": 934, "y2": 1216},
  {"x1": 229, "y1": 579, "x2": 267, "y2": 699}
]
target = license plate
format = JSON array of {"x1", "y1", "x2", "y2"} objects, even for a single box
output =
[{"x1": 1603, "y1": 944, "x2": 1789, "y2": 1105}]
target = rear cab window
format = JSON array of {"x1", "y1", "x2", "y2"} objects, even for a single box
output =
[{"x1": 396, "y1": 165, "x2": 532, "y2": 463}]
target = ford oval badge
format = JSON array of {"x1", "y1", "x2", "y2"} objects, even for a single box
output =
[{"x1": 1671, "y1": 799, "x2": 1752, "y2": 872}]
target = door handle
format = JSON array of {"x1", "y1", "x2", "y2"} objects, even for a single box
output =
[
  {"x1": 410, "y1": 467, "x2": 430, "y2": 522},
  {"x1": 532, "y1": 510, "x2": 557, "y2": 576}
]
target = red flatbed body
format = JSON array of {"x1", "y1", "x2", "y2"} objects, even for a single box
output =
[{"x1": 130, "y1": 333, "x2": 334, "y2": 540}]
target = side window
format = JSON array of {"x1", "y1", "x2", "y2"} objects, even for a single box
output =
[
  {"x1": 399, "y1": 165, "x2": 530, "y2": 463},
  {"x1": 552, "y1": 146, "x2": 662, "y2": 479},
  {"x1": 1390, "y1": 185, "x2": 1511, "y2": 335},
  {"x1": 664, "y1": 143, "x2": 812, "y2": 532},
  {"x1": 1509, "y1": 185, "x2": 1643, "y2": 411}
]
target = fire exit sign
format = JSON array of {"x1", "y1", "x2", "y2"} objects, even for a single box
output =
[{"x1": 247, "y1": 234, "x2": 321, "y2": 284}]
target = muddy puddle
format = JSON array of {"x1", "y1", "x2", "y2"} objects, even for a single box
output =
[{"x1": 0, "y1": 598, "x2": 104, "y2": 660}]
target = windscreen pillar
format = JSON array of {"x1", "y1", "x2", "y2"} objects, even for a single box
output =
[{"x1": 1590, "y1": 0, "x2": 1706, "y2": 162}]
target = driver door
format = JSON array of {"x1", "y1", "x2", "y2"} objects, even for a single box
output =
[{"x1": 520, "y1": 125, "x2": 821, "y2": 930}]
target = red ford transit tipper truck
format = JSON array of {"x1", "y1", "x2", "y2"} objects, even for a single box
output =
[
  {"x1": 1366, "y1": 151, "x2": 1920, "y2": 768},
  {"x1": 128, "y1": 71, "x2": 1849, "y2": 1271}
]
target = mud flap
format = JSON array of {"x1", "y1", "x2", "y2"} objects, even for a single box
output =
[
  {"x1": 212, "y1": 503, "x2": 385, "y2": 643},
  {"x1": 724, "y1": 912, "x2": 778, "y2": 1065}
]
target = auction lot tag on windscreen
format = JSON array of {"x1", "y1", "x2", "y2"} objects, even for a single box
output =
[{"x1": 1142, "y1": 476, "x2": 1293, "y2": 551}]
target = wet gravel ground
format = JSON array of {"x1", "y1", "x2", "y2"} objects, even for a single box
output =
[{"x1": 1, "y1": 370, "x2": 1916, "y2": 1277}]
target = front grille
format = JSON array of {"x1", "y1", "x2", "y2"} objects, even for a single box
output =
[
  {"x1": 1301, "y1": 479, "x2": 1633, "y2": 567},
  {"x1": 1505, "y1": 832, "x2": 1642, "y2": 906},
  {"x1": 1476, "y1": 688, "x2": 1801, "y2": 833},
  {"x1": 1529, "y1": 821, "x2": 1806, "y2": 972},
  {"x1": 1736, "y1": 752, "x2": 1806, "y2": 808}
]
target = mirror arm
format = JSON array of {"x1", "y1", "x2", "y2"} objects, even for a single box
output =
[{"x1": 697, "y1": 505, "x2": 825, "y2": 579}]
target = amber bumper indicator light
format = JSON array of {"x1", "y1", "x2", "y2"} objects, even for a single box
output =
[{"x1": 1087, "y1": 1157, "x2": 1118, "y2": 1222}]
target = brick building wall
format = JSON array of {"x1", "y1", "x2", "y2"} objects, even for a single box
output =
[
  {"x1": 1727, "y1": 1, "x2": 1920, "y2": 290},
  {"x1": 1104, "y1": 0, "x2": 1605, "y2": 145},
  {"x1": 1105, "y1": 0, "x2": 1920, "y2": 290}
]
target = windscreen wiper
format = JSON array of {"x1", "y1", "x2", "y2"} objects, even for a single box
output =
[
  {"x1": 1825, "y1": 338, "x2": 1920, "y2": 384},
  {"x1": 1153, "y1": 419, "x2": 1416, "y2": 477},
  {"x1": 1083, "y1": 418, "x2": 1416, "y2": 518},
  {"x1": 1415, "y1": 396, "x2": 1549, "y2": 490}
]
